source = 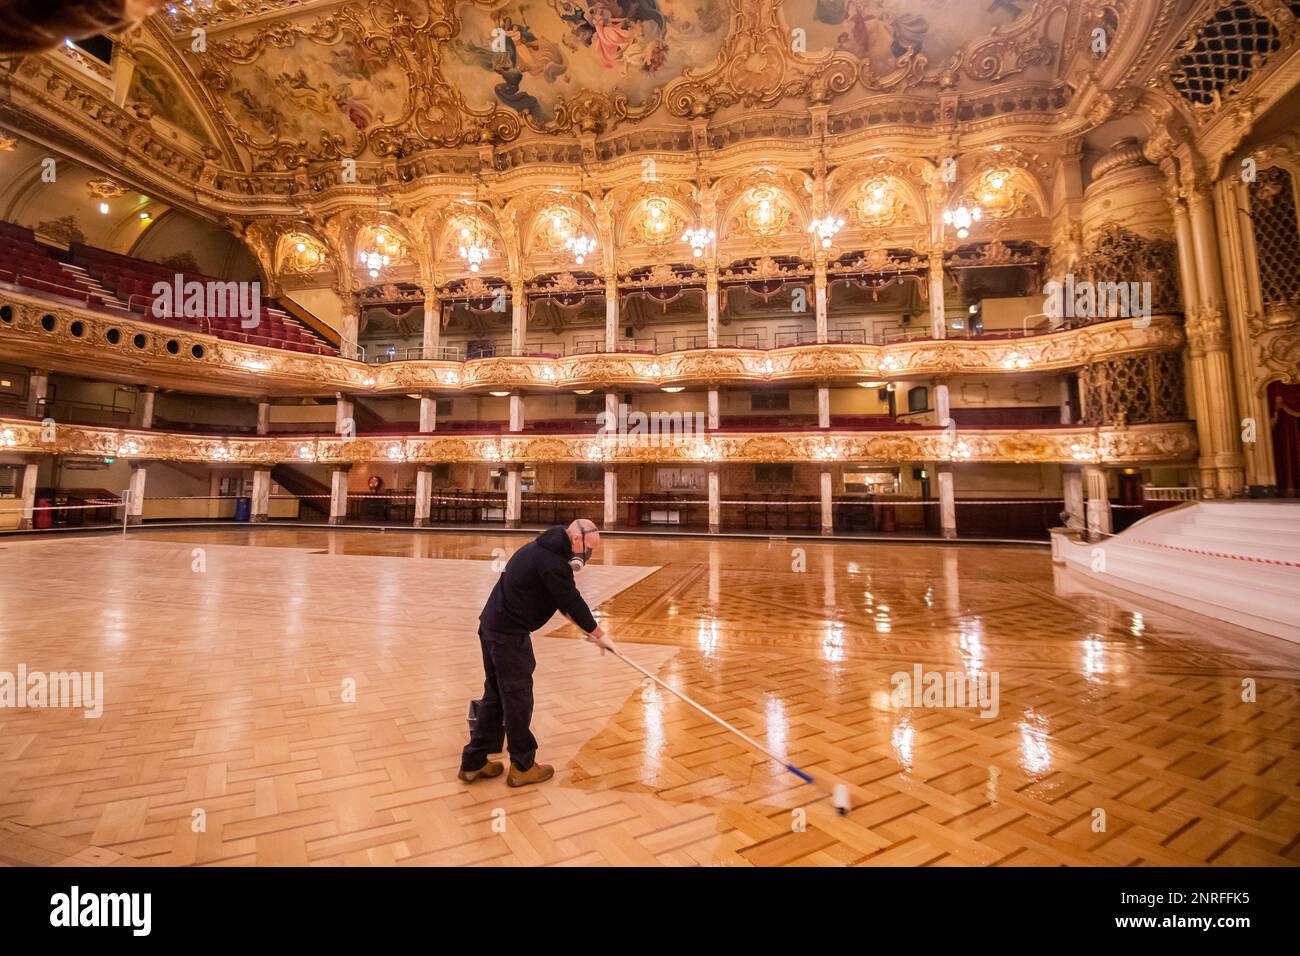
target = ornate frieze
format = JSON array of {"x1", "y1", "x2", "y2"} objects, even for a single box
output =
[
  {"x1": 0, "y1": 416, "x2": 1196, "y2": 467},
  {"x1": 0, "y1": 288, "x2": 1186, "y2": 397}
]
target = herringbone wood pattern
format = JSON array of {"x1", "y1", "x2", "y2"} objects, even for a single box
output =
[{"x1": 0, "y1": 529, "x2": 1296, "y2": 867}]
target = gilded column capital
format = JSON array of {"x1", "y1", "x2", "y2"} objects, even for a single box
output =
[{"x1": 1185, "y1": 306, "x2": 1231, "y2": 356}]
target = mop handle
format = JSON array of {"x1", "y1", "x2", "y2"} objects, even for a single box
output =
[{"x1": 609, "y1": 647, "x2": 815, "y2": 784}]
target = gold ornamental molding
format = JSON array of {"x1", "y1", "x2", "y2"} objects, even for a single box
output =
[
  {"x1": 0, "y1": 290, "x2": 1190, "y2": 398},
  {"x1": 0, "y1": 418, "x2": 1197, "y2": 468},
  {"x1": 0, "y1": 289, "x2": 1185, "y2": 397}
]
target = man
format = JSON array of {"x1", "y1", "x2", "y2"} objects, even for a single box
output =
[{"x1": 459, "y1": 518, "x2": 614, "y2": 788}]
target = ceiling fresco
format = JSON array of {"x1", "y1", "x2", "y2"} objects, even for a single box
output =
[
  {"x1": 126, "y1": 51, "x2": 211, "y2": 143},
  {"x1": 176, "y1": 0, "x2": 1075, "y2": 168},
  {"x1": 442, "y1": 1, "x2": 729, "y2": 124}
]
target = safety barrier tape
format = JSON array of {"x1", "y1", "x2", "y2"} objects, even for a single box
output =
[
  {"x1": 1131, "y1": 538, "x2": 1300, "y2": 569},
  {"x1": 0, "y1": 500, "x2": 124, "y2": 514}
]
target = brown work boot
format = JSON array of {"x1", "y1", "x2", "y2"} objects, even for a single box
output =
[
  {"x1": 458, "y1": 760, "x2": 504, "y2": 783},
  {"x1": 507, "y1": 762, "x2": 554, "y2": 788}
]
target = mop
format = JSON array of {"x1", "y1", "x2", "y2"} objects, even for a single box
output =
[{"x1": 598, "y1": 639, "x2": 853, "y2": 815}]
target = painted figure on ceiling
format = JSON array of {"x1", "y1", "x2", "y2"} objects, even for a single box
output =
[
  {"x1": 553, "y1": 0, "x2": 672, "y2": 72},
  {"x1": 823, "y1": 0, "x2": 929, "y2": 68}
]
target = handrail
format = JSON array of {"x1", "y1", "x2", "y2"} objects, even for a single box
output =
[{"x1": 1142, "y1": 485, "x2": 1200, "y2": 501}]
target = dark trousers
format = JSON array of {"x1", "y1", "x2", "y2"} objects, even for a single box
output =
[{"x1": 460, "y1": 627, "x2": 538, "y2": 772}]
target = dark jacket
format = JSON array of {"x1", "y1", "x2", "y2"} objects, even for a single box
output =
[{"x1": 479, "y1": 526, "x2": 599, "y2": 637}]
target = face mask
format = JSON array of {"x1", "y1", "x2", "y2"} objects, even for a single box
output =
[{"x1": 569, "y1": 528, "x2": 592, "y2": 572}]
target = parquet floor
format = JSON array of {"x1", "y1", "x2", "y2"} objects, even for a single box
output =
[{"x1": 0, "y1": 528, "x2": 1297, "y2": 867}]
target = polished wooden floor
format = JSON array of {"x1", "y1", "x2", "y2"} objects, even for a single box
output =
[{"x1": 0, "y1": 528, "x2": 1297, "y2": 867}]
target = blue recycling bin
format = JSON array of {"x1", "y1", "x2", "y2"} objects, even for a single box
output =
[{"x1": 234, "y1": 496, "x2": 251, "y2": 522}]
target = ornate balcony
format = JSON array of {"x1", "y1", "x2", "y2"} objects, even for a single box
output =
[
  {"x1": 0, "y1": 288, "x2": 1186, "y2": 397},
  {"x1": 0, "y1": 416, "x2": 1197, "y2": 467}
]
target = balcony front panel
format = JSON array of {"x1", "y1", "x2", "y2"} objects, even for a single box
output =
[
  {"x1": 0, "y1": 416, "x2": 1196, "y2": 467},
  {"x1": 1, "y1": 289, "x2": 1183, "y2": 397}
]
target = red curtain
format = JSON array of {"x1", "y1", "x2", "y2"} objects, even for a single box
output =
[{"x1": 1269, "y1": 381, "x2": 1300, "y2": 498}]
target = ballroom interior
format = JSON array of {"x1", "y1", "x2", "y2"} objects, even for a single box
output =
[{"x1": 0, "y1": 0, "x2": 1296, "y2": 869}]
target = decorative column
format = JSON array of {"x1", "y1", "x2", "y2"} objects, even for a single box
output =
[
  {"x1": 126, "y1": 462, "x2": 147, "y2": 526},
  {"x1": 603, "y1": 465, "x2": 618, "y2": 530},
  {"x1": 26, "y1": 369, "x2": 48, "y2": 418},
  {"x1": 137, "y1": 387, "x2": 156, "y2": 429},
  {"x1": 1062, "y1": 465, "x2": 1084, "y2": 530},
  {"x1": 928, "y1": 252, "x2": 947, "y2": 339},
  {"x1": 1184, "y1": 183, "x2": 1245, "y2": 497},
  {"x1": 819, "y1": 467, "x2": 834, "y2": 536},
  {"x1": 208, "y1": 470, "x2": 222, "y2": 520},
  {"x1": 505, "y1": 465, "x2": 522, "y2": 529},
  {"x1": 934, "y1": 379, "x2": 951, "y2": 425},
  {"x1": 509, "y1": 392, "x2": 524, "y2": 432},
  {"x1": 814, "y1": 257, "x2": 829, "y2": 343},
  {"x1": 1219, "y1": 175, "x2": 1275, "y2": 493},
  {"x1": 936, "y1": 463, "x2": 956, "y2": 539},
  {"x1": 256, "y1": 399, "x2": 271, "y2": 435},
  {"x1": 328, "y1": 465, "x2": 350, "y2": 525},
  {"x1": 413, "y1": 466, "x2": 434, "y2": 527},
  {"x1": 817, "y1": 384, "x2": 831, "y2": 428},
  {"x1": 707, "y1": 388, "x2": 719, "y2": 429},
  {"x1": 510, "y1": 275, "x2": 527, "y2": 355},
  {"x1": 604, "y1": 273, "x2": 618, "y2": 351},
  {"x1": 1083, "y1": 464, "x2": 1111, "y2": 537},
  {"x1": 421, "y1": 289, "x2": 441, "y2": 360},
  {"x1": 250, "y1": 467, "x2": 271, "y2": 522},
  {"x1": 707, "y1": 465, "x2": 720, "y2": 534},
  {"x1": 706, "y1": 264, "x2": 719, "y2": 347},
  {"x1": 17, "y1": 461, "x2": 38, "y2": 530},
  {"x1": 605, "y1": 390, "x2": 619, "y2": 432},
  {"x1": 1057, "y1": 377, "x2": 1072, "y2": 425},
  {"x1": 419, "y1": 392, "x2": 437, "y2": 432},
  {"x1": 335, "y1": 394, "x2": 354, "y2": 436},
  {"x1": 340, "y1": 310, "x2": 359, "y2": 361}
]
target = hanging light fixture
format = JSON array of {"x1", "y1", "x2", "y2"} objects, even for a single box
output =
[
  {"x1": 458, "y1": 223, "x2": 490, "y2": 273},
  {"x1": 808, "y1": 215, "x2": 845, "y2": 249},
  {"x1": 565, "y1": 233, "x2": 596, "y2": 265},
  {"x1": 358, "y1": 228, "x2": 393, "y2": 279},
  {"x1": 458, "y1": 173, "x2": 492, "y2": 273},
  {"x1": 681, "y1": 226, "x2": 715, "y2": 258},
  {"x1": 943, "y1": 204, "x2": 982, "y2": 239}
]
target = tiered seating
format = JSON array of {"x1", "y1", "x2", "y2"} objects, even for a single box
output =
[
  {"x1": 69, "y1": 242, "x2": 335, "y2": 355},
  {"x1": 0, "y1": 222, "x2": 106, "y2": 305}
]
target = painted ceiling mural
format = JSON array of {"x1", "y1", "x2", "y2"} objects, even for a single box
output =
[
  {"x1": 791, "y1": 0, "x2": 1041, "y2": 81},
  {"x1": 126, "y1": 52, "x2": 211, "y2": 143},
  {"x1": 443, "y1": 1, "x2": 728, "y2": 124},
  {"x1": 180, "y1": 0, "x2": 1072, "y2": 169}
]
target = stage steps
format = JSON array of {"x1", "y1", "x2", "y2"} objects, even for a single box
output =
[{"x1": 1052, "y1": 500, "x2": 1300, "y2": 643}]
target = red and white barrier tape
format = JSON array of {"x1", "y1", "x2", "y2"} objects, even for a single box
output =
[{"x1": 1132, "y1": 538, "x2": 1300, "y2": 569}]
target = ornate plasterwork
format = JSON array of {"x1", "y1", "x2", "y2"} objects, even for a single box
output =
[
  {"x1": 0, "y1": 287, "x2": 1185, "y2": 398},
  {"x1": 150, "y1": 0, "x2": 1081, "y2": 171},
  {"x1": 85, "y1": 178, "x2": 126, "y2": 201},
  {"x1": 0, "y1": 415, "x2": 1196, "y2": 466}
]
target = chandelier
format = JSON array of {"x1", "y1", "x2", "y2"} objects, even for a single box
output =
[
  {"x1": 808, "y1": 215, "x2": 845, "y2": 249},
  {"x1": 681, "y1": 226, "x2": 715, "y2": 258},
  {"x1": 359, "y1": 229, "x2": 394, "y2": 279},
  {"x1": 458, "y1": 224, "x2": 490, "y2": 273},
  {"x1": 565, "y1": 233, "x2": 596, "y2": 265},
  {"x1": 943, "y1": 204, "x2": 982, "y2": 239}
]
